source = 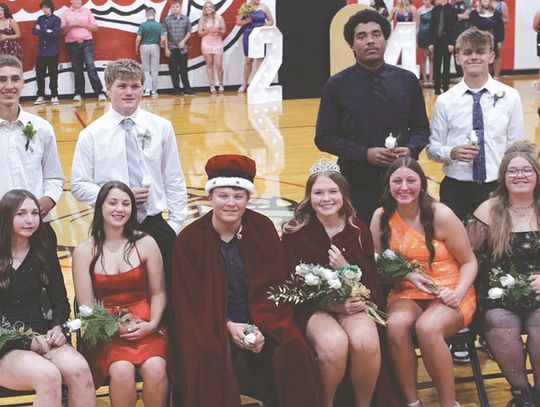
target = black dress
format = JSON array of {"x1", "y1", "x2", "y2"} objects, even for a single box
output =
[
  {"x1": 0, "y1": 248, "x2": 70, "y2": 357},
  {"x1": 467, "y1": 216, "x2": 540, "y2": 312}
]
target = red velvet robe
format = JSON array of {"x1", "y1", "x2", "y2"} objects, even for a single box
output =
[
  {"x1": 171, "y1": 209, "x2": 323, "y2": 407},
  {"x1": 281, "y1": 216, "x2": 404, "y2": 406}
]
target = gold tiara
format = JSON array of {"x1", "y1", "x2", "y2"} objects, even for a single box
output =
[{"x1": 309, "y1": 158, "x2": 341, "y2": 175}]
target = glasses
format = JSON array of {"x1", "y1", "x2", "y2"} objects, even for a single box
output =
[{"x1": 506, "y1": 167, "x2": 535, "y2": 178}]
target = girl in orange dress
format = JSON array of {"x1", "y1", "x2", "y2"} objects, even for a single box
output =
[
  {"x1": 370, "y1": 157, "x2": 477, "y2": 407},
  {"x1": 72, "y1": 181, "x2": 168, "y2": 407}
]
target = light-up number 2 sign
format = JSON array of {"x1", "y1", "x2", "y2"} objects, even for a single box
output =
[{"x1": 247, "y1": 26, "x2": 283, "y2": 105}]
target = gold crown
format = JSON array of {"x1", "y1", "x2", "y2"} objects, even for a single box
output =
[{"x1": 309, "y1": 158, "x2": 341, "y2": 175}]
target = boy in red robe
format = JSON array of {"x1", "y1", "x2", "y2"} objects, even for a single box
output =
[{"x1": 171, "y1": 154, "x2": 323, "y2": 407}]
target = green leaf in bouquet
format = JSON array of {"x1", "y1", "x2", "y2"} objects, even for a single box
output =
[{"x1": 105, "y1": 319, "x2": 119, "y2": 337}]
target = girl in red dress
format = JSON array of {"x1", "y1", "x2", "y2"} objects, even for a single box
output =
[{"x1": 72, "y1": 181, "x2": 168, "y2": 407}]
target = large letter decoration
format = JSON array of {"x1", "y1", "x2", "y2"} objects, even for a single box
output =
[
  {"x1": 385, "y1": 22, "x2": 419, "y2": 78},
  {"x1": 247, "y1": 26, "x2": 283, "y2": 105}
]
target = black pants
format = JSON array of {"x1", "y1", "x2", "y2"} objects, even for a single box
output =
[
  {"x1": 439, "y1": 176, "x2": 497, "y2": 220},
  {"x1": 167, "y1": 49, "x2": 191, "y2": 92},
  {"x1": 343, "y1": 169, "x2": 385, "y2": 226},
  {"x1": 433, "y1": 40, "x2": 452, "y2": 92},
  {"x1": 231, "y1": 334, "x2": 278, "y2": 407},
  {"x1": 36, "y1": 54, "x2": 59, "y2": 97}
]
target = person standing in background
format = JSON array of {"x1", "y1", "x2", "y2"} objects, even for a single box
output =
[
  {"x1": 60, "y1": 0, "x2": 106, "y2": 101},
  {"x1": 236, "y1": 0, "x2": 274, "y2": 93},
  {"x1": 493, "y1": 0, "x2": 509, "y2": 79},
  {"x1": 371, "y1": 0, "x2": 389, "y2": 18},
  {"x1": 0, "y1": 3, "x2": 22, "y2": 63},
  {"x1": 32, "y1": 0, "x2": 61, "y2": 105},
  {"x1": 136, "y1": 7, "x2": 164, "y2": 97},
  {"x1": 198, "y1": 1, "x2": 226, "y2": 94},
  {"x1": 451, "y1": 0, "x2": 472, "y2": 78},
  {"x1": 429, "y1": 0, "x2": 458, "y2": 95},
  {"x1": 162, "y1": 0, "x2": 196, "y2": 96},
  {"x1": 418, "y1": 0, "x2": 435, "y2": 88}
]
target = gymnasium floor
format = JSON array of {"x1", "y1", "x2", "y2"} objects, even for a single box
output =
[{"x1": 5, "y1": 74, "x2": 540, "y2": 406}]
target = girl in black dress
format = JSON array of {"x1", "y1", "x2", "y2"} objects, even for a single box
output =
[{"x1": 0, "y1": 189, "x2": 95, "y2": 406}]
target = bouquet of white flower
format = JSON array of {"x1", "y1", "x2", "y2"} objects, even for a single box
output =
[
  {"x1": 267, "y1": 263, "x2": 387, "y2": 326},
  {"x1": 376, "y1": 249, "x2": 439, "y2": 294},
  {"x1": 486, "y1": 266, "x2": 540, "y2": 311},
  {"x1": 77, "y1": 303, "x2": 134, "y2": 348}
]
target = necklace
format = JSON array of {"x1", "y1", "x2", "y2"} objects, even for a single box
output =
[{"x1": 510, "y1": 203, "x2": 534, "y2": 212}]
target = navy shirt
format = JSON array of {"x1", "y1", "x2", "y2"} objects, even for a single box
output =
[
  {"x1": 32, "y1": 13, "x2": 61, "y2": 57},
  {"x1": 315, "y1": 63, "x2": 429, "y2": 176},
  {"x1": 220, "y1": 237, "x2": 250, "y2": 323}
]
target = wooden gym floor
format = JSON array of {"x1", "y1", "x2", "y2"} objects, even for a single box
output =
[{"x1": 4, "y1": 74, "x2": 540, "y2": 406}]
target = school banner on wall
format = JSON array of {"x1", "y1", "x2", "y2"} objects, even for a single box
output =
[{"x1": 13, "y1": 0, "x2": 276, "y2": 97}]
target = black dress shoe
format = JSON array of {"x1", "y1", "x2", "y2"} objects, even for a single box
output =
[{"x1": 184, "y1": 89, "x2": 197, "y2": 96}]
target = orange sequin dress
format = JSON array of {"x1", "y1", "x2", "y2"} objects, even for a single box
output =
[{"x1": 386, "y1": 211, "x2": 476, "y2": 325}]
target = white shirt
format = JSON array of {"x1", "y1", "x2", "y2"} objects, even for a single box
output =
[
  {"x1": 427, "y1": 76, "x2": 524, "y2": 183},
  {"x1": 0, "y1": 108, "x2": 65, "y2": 222},
  {"x1": 71, "y1": 106, "x2": 187, "y2": 234}
]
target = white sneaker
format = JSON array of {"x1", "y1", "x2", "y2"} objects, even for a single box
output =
[
  {"x1": 73, "y1": 94, "x2": 82, "y2": 101},
  {"x1": 34, "y1": 96, "x2": 45, "y2": 105},
  {"x1": 150, "y1": 91, "x2": 158, "y2": 97},
  {"x1": 237, "y1": 85, "x2": 246, "y2": 93},
  {"x1": 98, "y1": 93, "x2": 107, "y2": 101},
  {"x1": 51, "y1": 97, "x2": 59, "y2": 105},
  {"x1": 143, "y1": 90, "x2": 151, "y2": 97}
]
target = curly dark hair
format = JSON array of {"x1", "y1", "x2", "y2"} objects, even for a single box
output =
[
  {"x1": 379, "y1": 157, "x2": 436, "y2": 267},
  {"x1": 39, "y1": 0, "x2": 55, "y2": 13},
  {"x1": 89, "y1": 181, "x2": 144, "y2": 274},
  {"x1": 343, "y1": 9, "x2": 392, "y2": 47}
]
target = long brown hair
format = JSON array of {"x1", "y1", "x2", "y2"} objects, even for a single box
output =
[
  {"x1": 488, "y1": 141, "x2": 540, "y2": 262},
  {"x1": 0, "y1": 189, "x2": 50, "y2": 289},
  {"x1": 379, "y1": 157, "x2": 436, "y2": 267},
  {"x1": 282, "y1": 171, "x2": 357, "y2": 234},
  {"x1": 89, "y1": 181, "x2": 144, "y2": 274}
]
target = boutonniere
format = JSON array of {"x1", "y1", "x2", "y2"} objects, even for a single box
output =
[
  {"x1": 136, "y1": 126, "x2": 152, "y2": 150},
  {"x1": 492, "y1": 90, "x2": 505, "y2": 107},
  {"x1": 22, "y1": 121, "x2": 37, "y2": 151}
]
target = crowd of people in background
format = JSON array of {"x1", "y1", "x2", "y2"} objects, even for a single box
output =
[{"x1": 0, "y1": 1, "x2": 539, "y2": 407}]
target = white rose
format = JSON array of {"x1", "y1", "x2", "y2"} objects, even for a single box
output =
[
  {"x1": 344, "y1": 269, "x2": 362, "y2": 281},
  {"x1": 488, "y1": 287, "x2": 504, "y2": 300},
  {"x1": 243, "y1": 332, "x2": 257, "y2": 345},
  {"x1": 382, "y1": 249, "x2": 397, "y2": 260},
  {"x1": 468, "y1": 131, "x2": 478, "y2": 146},
  {"x1": 321, "y1": 268, "x2": 336, "y2": 281},
  {"x1": 500, "y1": 274, "x2": 516, "y2": 288},
  {"x1": 384, "y1": 135, "x2": 397, "y2": 150},
  {"x1": 328, "y1": 278, "x2": 342, "y2": 290},
  {"x1": 295, "y1": 263, "x2": 310, "y2": 277},
  {"x1": 304, "y1": 273, "x2": 320, "y2": 286},
  {"x1": 78, "y1": 304, "x2": 94, "y2": 317},
  {"x1": 66, "y1": 319, "x2": 82, "y2": 332}
]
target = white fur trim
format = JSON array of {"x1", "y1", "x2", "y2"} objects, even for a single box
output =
[{"x1": 205, "y1": 177, "x2": 255, "y2": 193}]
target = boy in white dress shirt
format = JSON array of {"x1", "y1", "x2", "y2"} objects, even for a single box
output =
[
  {"x1": 0, "y1": 55, "x2": 65, "y2": 244},
  {"x1": 427, "y1": 27, "x2": 524, "y2": 220},
  {"x1": 71, "y1": 58, "x2": 187, "y2": 277}
]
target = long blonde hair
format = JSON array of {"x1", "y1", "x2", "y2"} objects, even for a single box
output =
[
  {"x1": 282, "y1": 171, "x2": 357, "y2": 234},
  {"x1": 489, "y1": 141, "x2": 540, "y2": 262},
  {"x1": 200, "y1": 1, "x2": 216, "y2": 25}
]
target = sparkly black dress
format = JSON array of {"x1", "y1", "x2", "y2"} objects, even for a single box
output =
[{"x1": 467, "y1": 215, "x2": 540, "y2": 311}]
